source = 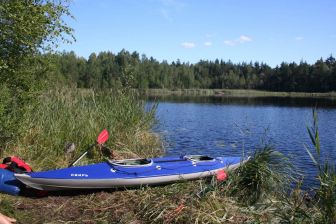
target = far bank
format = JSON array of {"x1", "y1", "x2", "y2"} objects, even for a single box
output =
[{"x1": 140, "y1": 88, "x2": 336, "y2": 98}]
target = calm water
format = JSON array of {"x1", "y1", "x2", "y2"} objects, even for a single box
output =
[{"x1": 147, "y1": 96, "x2": 336, "y2": 187}]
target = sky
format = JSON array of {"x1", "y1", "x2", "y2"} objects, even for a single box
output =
[{"x1": 59, "y1": 0, "x2": 336, "y2": 67}]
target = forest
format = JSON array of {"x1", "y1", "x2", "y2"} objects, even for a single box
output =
[{"x1": 52, "y1": 50, "x2": 336, "y2": 92}]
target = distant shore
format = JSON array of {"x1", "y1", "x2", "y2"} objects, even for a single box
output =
[{"x1": 140, "y1": 88, "x2": 336, "y2": 98}]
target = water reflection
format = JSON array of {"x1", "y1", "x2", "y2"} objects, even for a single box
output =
[{"x1": 147, "y1": 95, "x2": 336, "y2": 108}]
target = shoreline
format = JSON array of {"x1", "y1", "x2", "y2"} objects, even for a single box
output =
[{"x1": 140, "y1": 88, "x2": 336, "y2": 98}]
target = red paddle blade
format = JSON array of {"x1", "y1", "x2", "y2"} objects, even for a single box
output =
[{"x1": 97, "y1": 129, "x2": 109, "y2": 144}]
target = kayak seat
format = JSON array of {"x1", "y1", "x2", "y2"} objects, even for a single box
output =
[
  {"x1": 184, "y1": 155, "x2": 215, "y2": 162},
  {"x1": 108, "y1": 158, "x2": 152, "y2": 167}
]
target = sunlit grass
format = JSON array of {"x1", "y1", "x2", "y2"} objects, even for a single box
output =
[{"x1": 3, "y1": 88, "x2": 162, "y2": 170}]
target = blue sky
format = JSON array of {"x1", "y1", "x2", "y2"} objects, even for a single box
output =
[{"x1": 60, "y1": 0, "x2": 336, "y2": 67}]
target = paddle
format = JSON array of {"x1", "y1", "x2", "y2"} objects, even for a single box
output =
[{"x1": 68, "y1": 129, "x2": 109, "y2": 167}]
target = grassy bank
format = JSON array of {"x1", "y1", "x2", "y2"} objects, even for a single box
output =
[
  {"x1": 0, "y1": 147, "x2": 324, "y2": 223},
  {"x1": 141, "y1": 88, "x2": 336, "y2": 98}
]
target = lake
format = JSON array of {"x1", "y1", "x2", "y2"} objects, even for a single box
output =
[{"x1": 147, "y1": 96, "x2": 336, "y2": 187}]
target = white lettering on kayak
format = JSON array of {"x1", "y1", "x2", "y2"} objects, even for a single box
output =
[{"x1": 70, "y1": 173, "x2": 89, "y2": 177}]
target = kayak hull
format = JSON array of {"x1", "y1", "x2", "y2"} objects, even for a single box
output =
[{"x1": 15, "y1": 156, "x2": 246, "y2": 191}]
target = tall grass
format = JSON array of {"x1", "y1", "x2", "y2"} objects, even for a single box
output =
[
  {"x1": 5, "y1": 88, "x2": 162, "y2": 170},
  {"x1": 305, "y1": 109, "x2": 336, "y2": 223},
  {"x1": 228, "y1": 146, "x2": 294, "y2": 205}
]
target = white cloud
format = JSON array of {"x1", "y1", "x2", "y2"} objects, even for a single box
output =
[
  {"x1": 238, "y1": 35, "x2": 252, "y2": 43},
  {"x1": 181, "y1": 42, "x2": 196, "y2": 49},
  {"x1": 224, "y1": 35, "x2": 252, "y2": 46},
  {"x1": 295, "y1": 36, "x2": 304, "y2": 41},
  {"x1": 204, "y1": 41, "x2": 212, "y2": 47}
]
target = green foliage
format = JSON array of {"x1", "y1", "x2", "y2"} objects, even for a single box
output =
[
  {"x1": 229, "y1": 146, "x2": 294, "y2": 205},
  {"x1": 0, "y1": 0, "x2": 74, "y2": 145},
  {"x1": 0, "y1": 0, "x2": 74, "y2": 70},
  {"x1": 7, "y1": 88, "x2": 161, "y2": 170},
  {"x1": 305, "y1": 109, "x2": 336, "y2": 223}
]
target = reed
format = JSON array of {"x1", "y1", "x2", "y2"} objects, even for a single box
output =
[
  {"x1": 305, "y1": 109, "x2": 336, "y2": 223},
  {"x1": 4, "y1": 88, "x2": 162, "y2": 170},
  {"x1": 226, "y1": 146, "x2": 294, "y2": 205}
]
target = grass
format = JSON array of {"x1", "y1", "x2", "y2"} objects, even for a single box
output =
[
  {"x1": 0, "y1": 182, "x2": 265, "y2": 223},
  {"x1": 305, "y1": 109, "x2": 336, "y2": 223},
  {"x1": 0, "y1": 177, "x2": 279, "y2": 223},
  {"x1": 228, "y1": 146, "x2": 294, "y2": 205},
  {"x1": 3, "y1": 88, "x2": 162, "y2": 170}
]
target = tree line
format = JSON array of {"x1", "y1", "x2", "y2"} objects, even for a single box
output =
[{"x1": 52, "y1": 50, "x2": 336, "y2": 92}]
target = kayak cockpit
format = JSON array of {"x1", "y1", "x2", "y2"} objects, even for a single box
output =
[
  {"x1": 108, "y1": 155, "x2": 216, "y2": 167},
  {"x1": 108, "y1": 158, "x2": 153, "y2": 167},
  {"x1": 184, "y1": 155, "x2": 215, "y2": 162}
]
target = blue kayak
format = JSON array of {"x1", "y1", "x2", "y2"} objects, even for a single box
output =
[{"x1": 15, "y1": 155, "x2": 246, "y2": 191}]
